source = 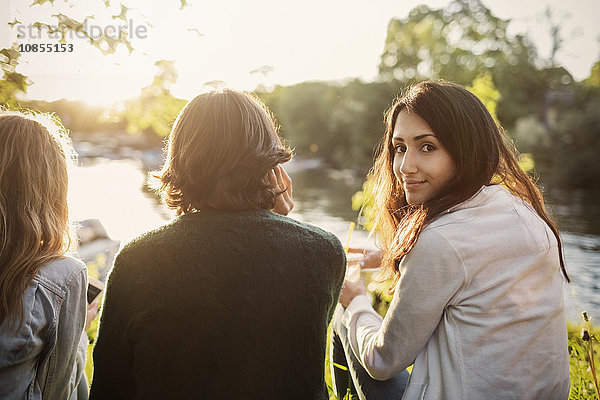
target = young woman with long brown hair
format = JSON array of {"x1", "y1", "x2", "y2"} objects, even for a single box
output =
[
  {"x1": 331, "y1": 81, "x2": 570, "y2": 400},
  {"x1": 0, "y1": 111, "x2": 90, "y2": 399}
]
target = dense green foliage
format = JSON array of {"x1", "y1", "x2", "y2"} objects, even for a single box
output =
[
  {"x1": 0, "y1": 45, "x2": 29, "y2": 107},
  {"x1": 120, "y1": 60, "x2": 187, "y2": 137},
  {"x1": 256, "y1": 0, "x2": 600, "y2": 189},
  {"x1": 258, "y1": 80, "x2": 398, "y2": 168},
  {"x1": 3, "y1": 0, "x2": 599, "y2": 188},
  {"x1": 525, "y1": 64, "x2": 600, "y2": 189},
  {"x1": 258, "y1": 0, "x2": 600, "y2": 188},
  {"x1": 568, "y1": 318, "x2": 600, "y2": 400}
]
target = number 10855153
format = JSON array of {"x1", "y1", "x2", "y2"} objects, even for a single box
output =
[{"x1": 19, "y1": 43, "x2": 73, "y2": 53}]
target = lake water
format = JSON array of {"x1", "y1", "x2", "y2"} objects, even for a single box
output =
[{"x1": 69, "y1": 158, "x2": 600, "y2": 324}]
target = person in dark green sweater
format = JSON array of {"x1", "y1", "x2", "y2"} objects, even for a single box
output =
[{"x1": 89, "y1": 90, "x2": 346, "y2": 400}]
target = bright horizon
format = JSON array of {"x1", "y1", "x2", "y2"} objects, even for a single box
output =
[{"x1": 2, "y1": 0, "x2": 599, "y2": 107}]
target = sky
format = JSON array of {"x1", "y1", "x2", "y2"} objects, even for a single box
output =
[{"x1": 2, "y1": 0, "x2": 599, "y2": 106}]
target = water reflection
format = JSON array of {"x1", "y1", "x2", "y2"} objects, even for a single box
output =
[
  {"x1": 69, "y1": 159, "x2": 171, "y2": 243},
  {"x1": 68, "y1": 158, "x2": 599, "y2": 323},
  {"x1": 546, "y1": 187, "x2": 600, "y2": 236},
  {"x1": 288, "y1": 169, "x2": 375, "y2": 252}
]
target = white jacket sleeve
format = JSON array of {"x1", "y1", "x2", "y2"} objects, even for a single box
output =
[{"x1": 341, "y1": 228, "x2": 466, "y2": 380}]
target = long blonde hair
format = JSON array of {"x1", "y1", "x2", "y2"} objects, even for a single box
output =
[{"x1": 0, "y1": 110, "x2": 74, "y2": 327}]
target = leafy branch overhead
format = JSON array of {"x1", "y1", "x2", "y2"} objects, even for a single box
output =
[
  {"x1": 121, "y1": 60, "x2": 187, "y2": 137},
  {"x1": 0, "y1": 45, "x2": 29, "y2": 107},
  {"x1": 1, "y1": 0, "x2": 146, "y2": 105}
]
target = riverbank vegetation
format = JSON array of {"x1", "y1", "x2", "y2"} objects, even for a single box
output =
[
  {"x1": 569, "y1": 313, "x2": 600, "y2": 400},
  {"x1": 3, "y1": 0, "x2": 600, "y2": 191}
]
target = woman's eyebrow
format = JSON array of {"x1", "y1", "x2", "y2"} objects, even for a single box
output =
[{"x1": 392, "y1": 134, "x2": 436, "y2": 142}]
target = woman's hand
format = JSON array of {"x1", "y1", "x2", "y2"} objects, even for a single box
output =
[
  {"x1": 85, "y1": 300, "x2": 99, "y2": 331},
  {"x1": 348, "y1": 248, "x2": 383, "y2": 270},
  {"x1": 270, "y1": 164, "x2": 294, "y2": 216},
  {"x1": 339, "y1": 278, "x2": 367, "y2": 307}
]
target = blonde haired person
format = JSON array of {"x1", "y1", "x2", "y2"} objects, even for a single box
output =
[{"x1": 0, "y1": 111, "x2": 91, "y2": 399}]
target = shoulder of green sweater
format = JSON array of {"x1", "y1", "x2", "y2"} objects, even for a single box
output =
[
  {"x1": 272, "y1": 213, "x2": 347, "y2": 262},
  {"x1": 273, "y1": 212, "x2": 341, "y2": 240},
  {"x1": 189, "y1": 207, "x2": 344, "y2": 248},
  {"x1": 114, "y1": 209, "x2": 345, "y2": 261},
  {"x1": 270, "y1": 213, "x2": 346, "y2": 255},
  {"x1": 111, "y1": 218, "x2": 181, "y2": 266}
]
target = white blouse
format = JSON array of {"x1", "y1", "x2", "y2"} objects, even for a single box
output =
[{"x1": 342, "y1": 185, "x2": 570, "y2": 400}]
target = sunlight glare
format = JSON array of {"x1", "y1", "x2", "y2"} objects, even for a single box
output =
[{"x1": 68, "y1": 160, "x2": 172, "y2": 243}]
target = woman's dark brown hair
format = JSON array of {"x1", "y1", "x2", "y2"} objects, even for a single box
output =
[
  {"x1": 155, "y1": 90, "x2": 292, "y2": 214},
  {"x1": 371, "y1": 81, "x2": 569, "y2": 285}
]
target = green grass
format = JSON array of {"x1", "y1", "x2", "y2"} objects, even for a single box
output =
[
  {"x1": 84, "y1": 306, "x2": 100, "y2": 386},
  {"x1": 568, "y1": 316, "x2": 600, "y2": 400}
]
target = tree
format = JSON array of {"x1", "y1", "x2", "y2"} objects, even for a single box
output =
[
  {"x1": 585, "y1": 60, "x2": 600, "y2": 88},
  {"x1": 0, "y1": 45, "x2": 29, "y2": 107},
  {"x1": 377, "y1": 0, "x2": 533, "y2": 87},
  {"x1": 468, "y1": 72, "x2": 500, "y2": 121},
  {"x1": 376, "y1": 0, "x2": 565, "y2": 132},
  {"x1": 27, "y1": 98, "x2": 125, "y2": 134},
  {"x1": 121, "y1": 60, "x2": 186, "y2": 137},
  {"x1": 1, "y1": 1, "x2": 185, "y2": 105},
  {"x1": 258, "y1": 79, "x2": 398, "y2": 168},
  {"x1": 544, "y1": 60, "x2": 600, "y2": 188}
]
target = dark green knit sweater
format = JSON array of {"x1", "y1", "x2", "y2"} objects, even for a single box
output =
[{"x1": 90, "y1": 209, "x2": 346, "y2": 400}]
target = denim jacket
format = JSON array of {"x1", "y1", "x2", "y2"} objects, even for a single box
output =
[{"x1": 0, "y1": 256, "x2": 88, "y2": 400}]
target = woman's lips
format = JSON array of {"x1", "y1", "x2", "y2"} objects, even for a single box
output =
[{"x1": 403, "y1": 180, "x2": 426, "y2": 190}]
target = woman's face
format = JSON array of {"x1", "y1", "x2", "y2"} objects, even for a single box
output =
[{"x1": 392, "y1": 109, "x2": 457, "y2": 205}]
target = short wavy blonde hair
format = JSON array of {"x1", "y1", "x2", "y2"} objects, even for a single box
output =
[
  {"x1": 154, "y1": 90, "x2": 293, "y2": 215},
  {"x1": 0, "y1": 110, "x2": 75, "y2": 327}
]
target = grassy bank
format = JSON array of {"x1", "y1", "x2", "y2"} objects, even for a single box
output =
[{"x1": 568, "y1": 315, "x2": 600, "y2": 400}]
